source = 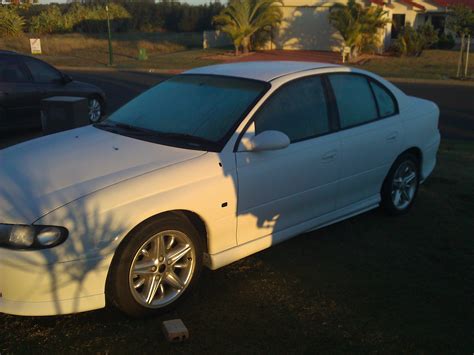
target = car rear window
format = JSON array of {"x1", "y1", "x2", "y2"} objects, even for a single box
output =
[{"x1": 328, "y1": 74, "x2": 378, "y2": 129}]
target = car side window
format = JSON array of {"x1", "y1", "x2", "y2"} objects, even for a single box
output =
[
  {"x1": 254, "y1": 76, "x2": 330, "y2": 143},
  {"x1": 328, "y1": 74, "x2": 378, "y2": 129},
  {"x1": 369, "y1": 80, "x2": 397, "y2": 117},
  {"x1": 0, "y1": 57, "x2": 30, "y2": 83},
  {"x1": 23, "y1": 57, "x2": 62, "y2": 83}
]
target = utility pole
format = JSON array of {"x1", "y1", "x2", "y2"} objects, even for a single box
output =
[
  {"x1": 106, "y1": 4, "x2": 114, "y2": 66},
  {"x1": 456, "y1": 34, "x2": 464, "y2": 78},
  {"x1": 465, "y1": 34, "x2": 471, "y2": 78}
]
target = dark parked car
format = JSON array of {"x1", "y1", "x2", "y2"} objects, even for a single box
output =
[{"x1": 0, "y1": 51, "x2": 106, "y2": 131}]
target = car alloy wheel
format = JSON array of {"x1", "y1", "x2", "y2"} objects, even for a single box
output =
[
  {"x1": 381, "y1": 153, "x2": 420, "y2": 215},
  {"x1": 88, "y1": 98, "x2": 102, "y2": 123},
  {"x1": 391, "y1": 160, "x2": 418, "y2": 210},
  {"x1": 128, "y1": 230, "x2": 196, "y2": 308}
]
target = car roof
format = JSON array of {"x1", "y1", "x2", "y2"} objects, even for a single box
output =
[{"x1": 184, "y1": 61, "x2": 340, "y2": 82}]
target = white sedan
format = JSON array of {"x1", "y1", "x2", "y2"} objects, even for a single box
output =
[{"x1": 0, "y1": 62, "x2": 440, "y2": 317}]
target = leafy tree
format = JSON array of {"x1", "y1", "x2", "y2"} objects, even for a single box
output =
[
  {"x1": 446, "y1": 4, "x2": 474, "y2": 37},
  {"x1": 213, "y1": 0, "x2": 283, "y2": 55},
  {"x1": 446, "y1": 4, "x2": 474, "y2": 78},
  {"x1": 0, "y1": 6, "x2": 25, "y2": 37},
  {"x1": 329, "y1": 0, "x2": 390, "y2": 60}
]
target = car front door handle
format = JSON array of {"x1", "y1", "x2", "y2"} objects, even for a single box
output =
[
  {"x1": 322, "y1": 150, "x2": 337, "y2": 161},
  {"x1": 386, "y1": 132, "x2": 398, "y2": 141}
]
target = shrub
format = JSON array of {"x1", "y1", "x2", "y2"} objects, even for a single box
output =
[
  {"x1": 29, "y1": 5, "x2": 66, "y2": 34},
  {"x1": 29, "y1": 3, "x2": 131, "y2": 35},
  {"x1": 329, "y1": 0, "x2": 390, "y2": 60},
  {"x1": 0, "y1": 6, "x2": 25, "y2": 37},
  {"x1": 392, "y1": 22, "x2": 439, "y2": 57},
  {"x1": 437, "y1": 33, "x2": 455, "y2": 49}
]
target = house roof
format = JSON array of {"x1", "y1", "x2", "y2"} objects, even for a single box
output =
[
  {"x1": 184, "y1": 61, "x2": 339, "y2": 82},
  {"x1": 370, "y1": 0, "x2": 474, "y2": 9},
  {"x1": 430, "y1": 0, "x2": 474, "y2": 8}
]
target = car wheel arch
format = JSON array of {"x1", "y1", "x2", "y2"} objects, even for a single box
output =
[
  {"x1": 386, "y1": 147, "x2": 422, "y2": 180},
  {"x1": 107, "y1": 209, "x2": 209, "y2": 274},
  {"x1": 381, "y1": 146, "x2": 422, "y2": 194}
]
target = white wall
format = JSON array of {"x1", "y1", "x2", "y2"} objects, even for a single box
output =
[{"x1": 272, "y1": 0, "x2": 448, "y2": 51}]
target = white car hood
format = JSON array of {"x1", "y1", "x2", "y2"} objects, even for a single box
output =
[{"x1": 0, "y1": 126, "x2": 206, "y2": 224}]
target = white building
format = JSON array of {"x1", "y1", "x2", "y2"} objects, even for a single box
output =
[
  {"x1": 205, "y1": 0, "x2": 473, "y2": 51},
  {"x1": 271, "y1": 0, "x2": 472, "y2": 51}
]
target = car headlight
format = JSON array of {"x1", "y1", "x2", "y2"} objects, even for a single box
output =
[{"x1": 0, "y1": 224, "x2": 68, "y2": 250}]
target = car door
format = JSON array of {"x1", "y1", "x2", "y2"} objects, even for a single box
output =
[
  {"x1": 235, "y1": 75, "x2": 342, "y2": 245},
  {"x1": 22, "y1": 56, "x2": 66, "y2": 101},
  {"x1": 327, "y1": 73, "x2": 402, "y2": 209},
  {"x1": 0, "y1": 55, "x2": 40, "y2": 128}
]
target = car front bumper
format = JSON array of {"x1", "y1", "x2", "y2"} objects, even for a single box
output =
[{"x1": 0, "y1": 250, "x2": 112, "y2": 316}]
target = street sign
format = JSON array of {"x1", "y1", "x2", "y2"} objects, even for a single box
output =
[{"x1": 30, "y1": 38, "x2": 42, "y2": 55}]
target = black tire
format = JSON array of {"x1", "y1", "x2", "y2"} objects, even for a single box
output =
[
  {"x1": 106, "y1": 213, "x2": 203, "y2": 318},
  {"x1": 381, "y1": 153, "x2": 420, "y2": 216}
]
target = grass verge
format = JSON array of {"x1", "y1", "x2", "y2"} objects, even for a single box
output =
[
  {"x1": 355, "y1": 49, "x2": 474, "y2": 80},
  {"x1": 0, "y1": 139, "x2": 472, "y2": 353},
  {"x1": 0, "y1": 33, "x2": 225, "y2": 69}
]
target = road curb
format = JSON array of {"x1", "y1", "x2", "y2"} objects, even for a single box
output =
[
  {"x1": 386, "y1": 77, "x2": 474, "y2": 87},
  {"x1": 58, "y1": 66, "x2": 185, "y2": 75}
]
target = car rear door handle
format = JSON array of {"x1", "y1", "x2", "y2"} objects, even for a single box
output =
[
  {"x1": 386, "y1": 132, "x2": 398, "y2": 141},
  {"x1": 322, "y1": 150, "x2": 337, "y2": 161}
]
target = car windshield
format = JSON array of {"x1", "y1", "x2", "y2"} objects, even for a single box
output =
[{"x1": 99, "y1": 74, "x2": 268, "y2": 150}]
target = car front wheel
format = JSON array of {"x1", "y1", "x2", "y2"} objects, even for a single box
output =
[
  {"x1": 88, "y1": 97, "x2": 103, "y2": 123},
  {"x1": 381, "y1": 153, "x2": 420, "y2": 215},
  {"x1": 107, "y1": 214, "x2": 203, "y2": 317}
]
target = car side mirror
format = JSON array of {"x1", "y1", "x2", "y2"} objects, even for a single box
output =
[
  {"x1": 62, "y1": 74, "x2": 73, "y2": 84},
  {"x1": 242, "y1": 130, "x2": 290, "y2": 152}
]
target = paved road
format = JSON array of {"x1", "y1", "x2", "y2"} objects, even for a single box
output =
[{"x1": 1, "y1": 70, "x2": 473, "y2": 148}]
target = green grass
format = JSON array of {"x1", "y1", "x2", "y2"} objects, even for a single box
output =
[
  {"x1": 356, "y1": 49, "x2": 474, "y2": 80},
  {"x1": 0, "y1": 33, "x2": 225, "y2": 69},
  {"x1": 0, "y1": 139, "x2": 473, "y2": 353}
]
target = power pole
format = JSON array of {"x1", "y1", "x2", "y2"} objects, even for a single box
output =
[
  {"x1": 456, "y1": 34, "x2": 464, "y2": 78},
  {"x1": 465, "y1": 34, "x2": 471, "y2": 78},
  {"x1": 106, "y1": 4, "x2": 114, "y2": 66}
]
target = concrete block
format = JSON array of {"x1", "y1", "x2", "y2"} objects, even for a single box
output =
[
  {"x1": 41, "y1": 96, "x2": 89, "y2": 135},
  {"x1": 162, "y1": 319, "x2": 189, "y2": 342}
]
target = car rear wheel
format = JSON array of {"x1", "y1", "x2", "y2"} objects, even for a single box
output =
[
  {"x1": 88, "y1": 97, "x2": 103, "y2": 123},
  {"x1": 381, "y1": 153, "x2": 420, "y2": 215},
  {"x1": 107, "y1": 214, "x2": 203, "y2": 317}
]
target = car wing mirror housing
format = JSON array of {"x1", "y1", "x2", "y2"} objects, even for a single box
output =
[
  {"x1": 241, "y1": 130, "x2": 290, "y2": 152},
  {"x1": 62, "y1": 74, "x2": 73, "y2": 84}
]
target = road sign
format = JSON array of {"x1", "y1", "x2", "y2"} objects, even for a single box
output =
[{"x1": 30, "y1": 38, "x2": 42, "y2": 55}]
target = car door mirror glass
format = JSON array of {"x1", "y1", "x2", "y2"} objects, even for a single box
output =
[{"x1": 243, "y1": 130, "x2": 290, "y2": 152}]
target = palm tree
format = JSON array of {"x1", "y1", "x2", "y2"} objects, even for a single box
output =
[
  {"x1": 0, "y1": 7, "x2": 25, "y2": 37},
  {"x1": 329, "y1": 0, "x2": 389, "y2": 60},
  {"x1": 213, "y1": 0, "x2": 283, "y2": 55}
]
